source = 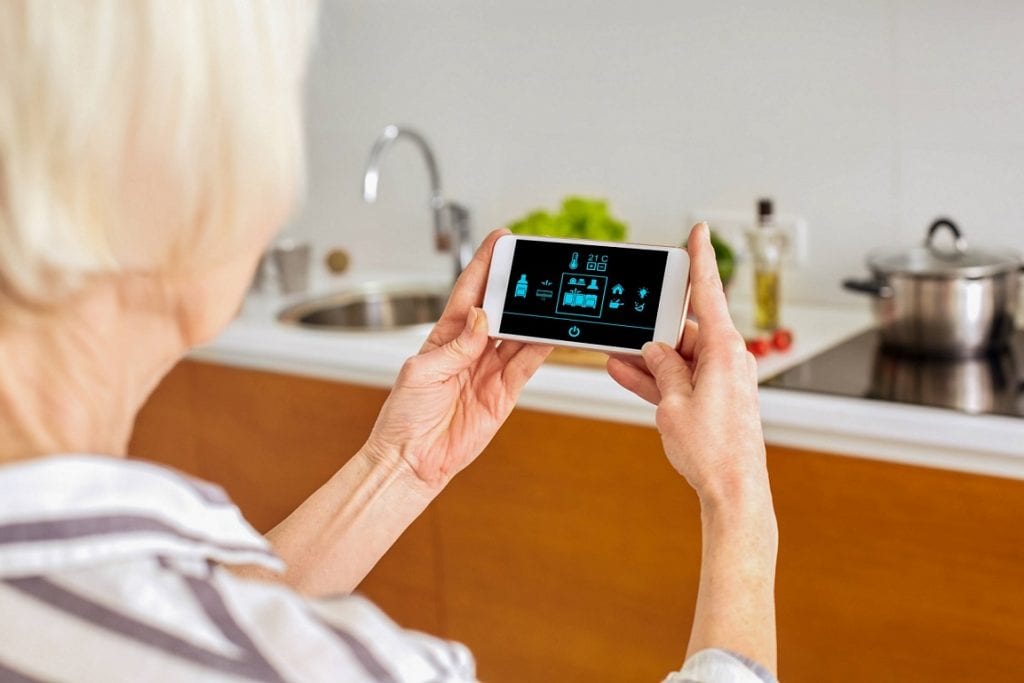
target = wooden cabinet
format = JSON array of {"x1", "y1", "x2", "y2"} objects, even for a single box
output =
[{"x1": 131, "y1": 360, "x2": 1024, "y2": 682}]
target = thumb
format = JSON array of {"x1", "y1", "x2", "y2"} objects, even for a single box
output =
[
  {"x1": 407, "y1": 307, "x2": 490, "y2": 384},
  {"x1": 641, "y1": 342, "x2": 692, "y2": 400}
]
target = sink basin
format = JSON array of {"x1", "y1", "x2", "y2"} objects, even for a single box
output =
[{"x1": 278, "y1": 284, "x2": 448, "y2": 331}]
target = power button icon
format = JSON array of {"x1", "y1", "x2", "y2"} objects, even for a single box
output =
[{"x1": 568, "y1": 325, "x2": 581, "y2": 338}]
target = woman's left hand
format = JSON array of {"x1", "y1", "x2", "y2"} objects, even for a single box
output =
[{"x1": 362, "y1": 229, "x2": 552, "y2": 489}]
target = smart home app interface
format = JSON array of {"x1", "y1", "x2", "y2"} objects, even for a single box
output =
[{"x1": 499, "y1": 240, "x2": 669, "y2": 349}]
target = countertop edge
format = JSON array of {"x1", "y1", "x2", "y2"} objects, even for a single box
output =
[{"x1": 759, "y1": 387, "x2": 1024, "y2": 480}]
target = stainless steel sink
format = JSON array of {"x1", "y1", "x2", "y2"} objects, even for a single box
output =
[{"x1": 278, "y1": 284, "x2": 448, "y2": 331}]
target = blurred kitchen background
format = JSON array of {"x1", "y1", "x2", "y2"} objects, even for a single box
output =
[
  {"x1": 288, "y1": 0, "x2": 1024, "y2": 305},
  {"x1": 132, "y1": 3, "x2": 1024, "y2": 682}
]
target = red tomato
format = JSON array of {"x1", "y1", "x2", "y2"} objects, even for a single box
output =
[
  {"x1": 746, "y1": 337, "x2": 770, "y2": 357},
  {"x1": 771, "y1": 328, "x2": 794, "y2": 351}
]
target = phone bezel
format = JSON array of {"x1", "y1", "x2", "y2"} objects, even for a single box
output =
[{"x1": 482, "y1": 234, "x2": 691, "y2": 355}]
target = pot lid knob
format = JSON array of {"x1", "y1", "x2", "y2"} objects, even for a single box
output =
[{"x1": 925, "y1": 218, "x2": 967, "y2": 257}]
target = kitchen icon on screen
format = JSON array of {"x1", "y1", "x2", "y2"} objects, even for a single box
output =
[
  {"x1": 569, "y1": 252, "x2": 579, "y2": 269},
  {"x1": 611, "y1": 283, "x2": 625, "y2": 295},
  {"x1": 557, "y1": 272, "x2": 606, "y2": 318},
  {"x1": 568, "y1": 325, "x2": 581, "y2": 338},
  {"x1": 609, "y1": 299, "x2": 623, "y2": 309},
  {"x1": 638, "y1": 287, "x2": 649, "y2": 299},
  {"x1": 562, "y1": 290, "x2": 598, "y2": 309},
  {"x1": 634, "y1": 301, "x2": 646, "y2": 312},
  {"x1": 535, "y1": 289, "x2": 553, "y2": 300}
]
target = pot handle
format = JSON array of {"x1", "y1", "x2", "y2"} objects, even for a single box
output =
[
  {"x1": 842, "y1": 278, "x2": 893, "y2": 298},
  {"x1": 926, "y1": 217, "x2": 968, "y2": 255}
]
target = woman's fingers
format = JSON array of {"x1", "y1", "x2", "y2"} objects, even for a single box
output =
[
  {"x1": 445, "y1": 228, "x2": 508, "y2": 314},
  {"x1": 608, "y1": 352, "x2": 648, "y2": 373},
  {"x1": 680, "y1": 319, "x2": 699, "y2": 360},
  {"x1": 407, "y1": 307, "x2": 490, "y2": 384},
  {"x1": 641, "y1": 342, "x2": 694, "y2": 401},
  {"x1": 685, "y1": 223, "x2": 745, "y2": 354},
  {"x1": 499, "y1": 342, "x2": 553, "y2": 394},
  {"x1": 494, "y1": 339, "x2": 527, "y2": 363},
  {"x1": 607, "y1": 356, "x2": 661, "y2": 405},
  {"x1": 422, "y1": 228, "x2": 508, "y2": 352}
]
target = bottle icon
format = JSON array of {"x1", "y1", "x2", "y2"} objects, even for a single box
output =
[
  {"x1": 569, "y1": 252, "x2": 579, "y2": 269},
  {"x1": 514, "y1": 274, "x2": 528, "y2": 298}
]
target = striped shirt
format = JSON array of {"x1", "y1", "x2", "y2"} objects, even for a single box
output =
[{"x1": 0, "y1": 455, "x2": 775, "y2": 683}]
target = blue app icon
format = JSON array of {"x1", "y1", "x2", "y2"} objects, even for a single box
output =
[{"x1": 514, "y1": 274, "x2": 528, "y2": 298}]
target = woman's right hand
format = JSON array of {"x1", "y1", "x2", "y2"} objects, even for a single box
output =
[
  {"x1": 610, "y1": 223, "x2": 778, "y2": 675},
  {"x1": 606, "y1": 222, "x2": 768, "y2": 503}
]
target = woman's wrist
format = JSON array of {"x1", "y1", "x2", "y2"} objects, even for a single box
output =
[
  {"x1": 697, "y1": 470, "x2": 776, "y2": 538},
  {"x1": 356, "y1": 438, "x2": 448, "y2": 502},
  {"x1": 264, "y1": 441, "x2": 444, "y2": 595}
]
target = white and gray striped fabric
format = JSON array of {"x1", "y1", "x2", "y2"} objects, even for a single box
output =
[{"x1": 0, "y1": 455, "x2": 775, "y2": 683}]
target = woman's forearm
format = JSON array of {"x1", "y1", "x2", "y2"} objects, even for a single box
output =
[
  {"x1": 687, "y1": 476, "x2": 779, "y2": 674},
  {"x1": 259, "y1": 445, "x2": 439, "y2": 596}
]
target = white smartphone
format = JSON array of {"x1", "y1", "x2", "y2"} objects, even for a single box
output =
[{"x1": 482, "y1": 234, "x2": 691, "y2": 355}]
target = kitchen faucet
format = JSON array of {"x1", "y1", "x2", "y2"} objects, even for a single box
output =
[{"x1": 362, "y1": 125, "x2": 474, "y2": 284}]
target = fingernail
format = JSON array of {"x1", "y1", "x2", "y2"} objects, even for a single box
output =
[
  {"x1": 465, "y1": 307, "x2": 478, "y2": 331},
  {"x1": 642, "y1": 341, "x2": 667, "y2": 363}
]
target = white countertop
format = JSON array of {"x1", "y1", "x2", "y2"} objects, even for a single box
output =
[{"x1": 191, "y1": 277, "x2": 1024, "y2": 481}]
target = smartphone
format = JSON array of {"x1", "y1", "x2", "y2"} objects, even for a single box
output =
[{"x1": 482, "y1": 234, "x2": 691, "y2": 355}]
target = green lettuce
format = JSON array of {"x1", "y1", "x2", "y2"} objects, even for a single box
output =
[{"x1": 508, "y1": 196, "x2": 628, "y2": 242}]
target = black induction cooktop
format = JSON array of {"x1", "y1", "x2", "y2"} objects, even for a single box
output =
[{"x1": 763, "y1": 330, "x2": 1024, "y2": 418}]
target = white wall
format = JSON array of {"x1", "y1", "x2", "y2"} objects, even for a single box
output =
[{"x1": 288, "y1": 0, "x2": 1024, "y2": 305}]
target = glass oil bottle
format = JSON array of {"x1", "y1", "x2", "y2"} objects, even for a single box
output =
[{"x1": 746, "y1": 198, "x2": 787, "y2": 330}]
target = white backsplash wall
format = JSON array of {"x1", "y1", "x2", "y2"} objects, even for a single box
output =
[{"x1": 288, "y1": 0, "x2": 1024, "y2": 307}]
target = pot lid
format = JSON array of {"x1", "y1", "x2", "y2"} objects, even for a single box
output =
[{"x1": 868, "y1": 218, "x2": 1022, "y2": 279}]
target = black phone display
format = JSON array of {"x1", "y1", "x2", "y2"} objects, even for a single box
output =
[{"x1": 498, "y1": 239, "x2": 669, "y2": 349}]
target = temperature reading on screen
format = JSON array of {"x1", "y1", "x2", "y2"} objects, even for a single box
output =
[{"x1": 585, "y1": 253, "x2": 609, "y2": 272}]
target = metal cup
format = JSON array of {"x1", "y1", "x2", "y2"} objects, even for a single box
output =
[{"x1": 252, "y1": 239, "x2": 311, "y2": 296}]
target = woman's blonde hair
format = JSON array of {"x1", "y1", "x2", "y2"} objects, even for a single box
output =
[{"x1": 0, "y1": 0, "x2": 317, "y2": 311}]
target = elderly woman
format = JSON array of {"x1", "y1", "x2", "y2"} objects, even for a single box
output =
[{"x1": 0, "y1": 2, "x2": 777, "y2": 682}]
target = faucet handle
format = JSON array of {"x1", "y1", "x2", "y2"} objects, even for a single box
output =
[
  {"x1": 442, "y1": 202, "x2": 474, "y2": 276},
  {"x1": 435, "y1": 229, "x2": 452, "y2": 252},
  {"x1": 430, "y1": 192, "x2": 449, "y2": 250}
]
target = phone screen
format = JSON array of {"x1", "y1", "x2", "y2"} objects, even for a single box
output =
[{"x1": 498, "y1": 239, "x2": 669, "y2": 349}]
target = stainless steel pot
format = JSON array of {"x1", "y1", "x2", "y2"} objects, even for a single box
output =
[{"x1": 844, "y1": 218, "x2": 1023, "y2": 358}]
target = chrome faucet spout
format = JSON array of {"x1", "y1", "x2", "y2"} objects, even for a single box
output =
[
  {"x1": 361, "y1": 125, "x2": 473, "y2": 283},
  {"x1": 362, "y1": 125, "x2": 446, "y2": 249}
]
